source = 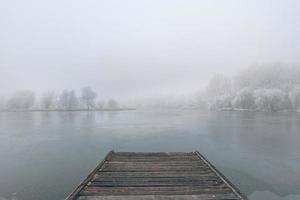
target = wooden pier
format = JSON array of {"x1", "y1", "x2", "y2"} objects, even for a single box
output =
[{"x1": 67, "y1": 151, "x2": 247, "y2": 200}]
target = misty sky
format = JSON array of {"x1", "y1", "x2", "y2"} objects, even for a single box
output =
[{"x1": 1, "y1": 0, "x2": 300, "y2": 99}]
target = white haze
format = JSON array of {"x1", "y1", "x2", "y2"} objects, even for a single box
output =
[{"x1": 1, "y1": 0, "x2": 300, "y2": 99}]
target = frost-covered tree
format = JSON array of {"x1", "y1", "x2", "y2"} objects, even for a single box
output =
[
  {"x1": 206, "y1": 74, "x2": 232, "y2": 97},
  {"x1": 69, "y1": 91, "x2": 78, "y2": 109},
  {"x1": 81, "y1": 87, "x2": 97, "y2": 109},
  {"x1": 107, "y1": 99, "x2": 119, "y2": 109},
  {"x1": 40, "y1": 92, "x2": 56, "y2": 110},
  {"x1": 0, "y1": 96, "x2": 5, "y2": 110},
  {"x1": 59, "y1": 90, "x2": 69, "y2": 109},
  {"x1": 7, "y1": 90, "x2": 35, "y2": 110},
  {"x1": 254, "y1": 89, "x2": 291, "y2": 112},
  {"x1": 59, "y1": 90, "x2": 78, "y2": 110},
  {"x1": 232, "y1": 88, "x2": 256, "y2": 110},
  {"x1": 97, "y1": 100, "x2": 105, "y2": 109},
  {"x1": 235, "y1": 63, "x2": 300, "y2": 91},
  {"x1": 206, "y1": 74, "x2": 234, "y2": 110},
  {"x1": 289, "y1": 85, "x2": 300, "y2": 111},
  {"x1": 209, "y1": 94, "x2": 233, "y2": 110},
  {"x1": 206, "y1": 63, "x2": 300, "y2": 112}
]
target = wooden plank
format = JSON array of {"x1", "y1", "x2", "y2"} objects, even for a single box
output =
[
  {"x1": 83, "y1": 185, "x2": 230, "y2": 191},
  {"x1": 97, "y1": 171, "x2": 216, "y2": 177},
  {"x1": 110, "y1": 154, "x2": 200, "y2": 162},
  {"x1": 111, "y1": 155, "x2": 198, "y2": 158},
  {"x1": 80, "y1": 190, "x2": 233, "y2": 196},
  {"x1": 102, "y1": 166, "x2": 210, "y2": 172},
  {"x1": 77, "y1": 194, "x2": 239, "y2": 200},
  {"x1": 81, "y1": 185, "x2": 231, "y2": 194},
  {"x1": 114, "y1": 152, "x2": 195, "y2": 156},
  {"x1": 106, "y1": 161, "x2": 205, "y2": 166},
  {"x1": 109, "y1": 159, "x2": 201, "y2": 162},
  {"x1": 103, "y1": 163, "x2": 207, "y2": 168},
  {"x1": 94, "y1": 176, "x2": 219, "y2": 182},
  {"x1": 88, "y1": 180, "x2": 224, "y2": 187}
]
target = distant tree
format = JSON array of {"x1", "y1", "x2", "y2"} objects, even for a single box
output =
[
  {"x1": 40, "y1": 92, "x2": 56, "y2": 110},
  {"x1": 0, "y1": 96, "x2": 5, "y2": 110},
  {"x1": 206, "y1": 74, "x2": 232, "y2": 98},
  {"x1": 289, "y1": 85, "x2": 300, "y2": 111},
  {"x1": 97, "y1": 100, "x2": 105, "y2": 109},
  {"x1": 235, "y1": 63, "x2": 300, "y2": 91},
  {"x1": 7, "y1": 90, "x2": 35, "y2": 110},
  {"x1": 59, "y1": 90, "x2": 69, "y2": 109},
  {"x1": 59, "y1": 90, "x2": 78, "y2": 110},
  {"x1": 232, "y1": 88, "x2": 256, "y2": 110},
  {"x1": 107, "y1": 99, "x2": 119, "y2": 109},
  {"x1": 209, "y1": 94, "x2": 233, "y2": 110},
  {"x1": 69, "y1": 91, "x2": 78, "y2": 109},
  {"x1": 254, "y1": 89, "x2": 291, "y2": 112},
  {"x1": 81, "y1": 87, "x2": 97, "y2": 109}
]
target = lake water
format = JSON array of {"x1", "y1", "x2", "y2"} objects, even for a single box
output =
[{"x1": 0, "y1": 110, "x2": 299, "y2": 200}]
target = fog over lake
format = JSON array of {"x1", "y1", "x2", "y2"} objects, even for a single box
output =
[
  {"x1": 1, "y1": 1, "x2": 300, "y2": 200},
  {"x1": 1, "y1": 0, "x2": 300, "y2": 98}
]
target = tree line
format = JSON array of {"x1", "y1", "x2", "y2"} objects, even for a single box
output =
[
  {"x1": 0, "y1": 87, "x2": 119, "y2": 111},
  {"x1": 130, "y1": 63, "x2": 300, "y2": 112},
  {"x1": 206, "y1": 63, "x2": 300, "y2": 112},
  {"x1": 1, "y1": 63, "x2": 299, "y2": 112}
]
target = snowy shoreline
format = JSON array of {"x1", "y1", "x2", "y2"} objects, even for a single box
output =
[{"x1": 0, "y1": 108, "x2": 136, "y2": 112}]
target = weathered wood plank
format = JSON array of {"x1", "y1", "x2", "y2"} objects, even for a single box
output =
[
  {"x1": 107, "y1": 161, "x2": 205, "y2": 166},
  {"x1": 113, "y1": 152, "x2": 195, "y2": 156},
  {"x1": 89, "y1": 181, "x2": 224, "y2": 187},
  {"x1": 97, "y1": 171, "x2": 216, "y2": 177},
  {"x1": 77, "y1": 194, "x2": 239, "y2": 200},
  {"x1": 110, "y1": 157, "x2": 200, "y2": 161},
  {"x1": 104, "y1": 162, "x2": 207, "y2": 167},
  {"x1": 94, "y1": 176, "x2": 219, "y2": 182},
  {"x1": 82, "y1": 185, "x2": 231, "y2": 194},
  {"x1": 102, "y1": 166, "x2": 210, "y2": 171}
]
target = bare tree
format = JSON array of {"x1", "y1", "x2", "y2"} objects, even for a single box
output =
[
  {"x1": 81, "y1": 87, "x2": 97, "y2": 109},
  {"x1": 69, "y1": 91, "x2": 78, "y2": 109},
  {"x1": 97, "y1": 100, "x2": 105, "y2": 109},
  {"x1": 40, "y1": 92, "x2": 56, "y2": 110},
  {"x1": 289, "y1": 85, "x2": 300, "y2": 111},
  {"x1": 59, "y1": 90, "x2": 69, "y2": 109},
  {"x1": 107, "y1": 99, "x2": 119, "y2": 109},
  {"x1": 59, "y1": 90, "x2": 78, "y2": 110},
  {"x1": 0, "y1": 96, "x2": 5, "y2": 110}
]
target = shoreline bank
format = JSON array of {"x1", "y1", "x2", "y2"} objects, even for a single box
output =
[{"x1": 0, "y1": 108, "x2": 136, "y2": 112}]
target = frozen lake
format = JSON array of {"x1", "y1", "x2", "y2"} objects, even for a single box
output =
[{"x1": 0, "y1": 110, "x2": 299, "y2": 200}]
